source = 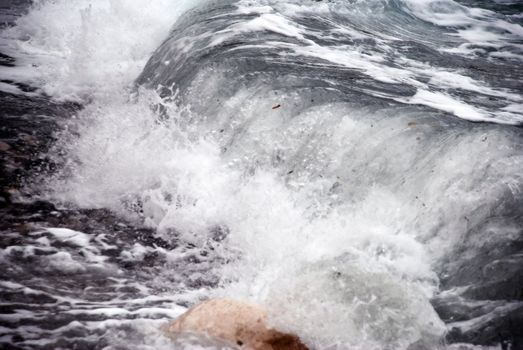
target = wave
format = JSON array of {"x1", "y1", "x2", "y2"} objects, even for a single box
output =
[{"x1": 1, "y1": 0, "x2": 522, "y2": 349}]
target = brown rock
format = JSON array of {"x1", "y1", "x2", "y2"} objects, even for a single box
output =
[{"x1": 163, "y1": 299, "x2": 308, "y2": 350}]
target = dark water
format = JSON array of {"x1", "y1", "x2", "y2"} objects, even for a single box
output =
[{"x1": 0, "y1": 0, "x2": 522, "y2": 349}]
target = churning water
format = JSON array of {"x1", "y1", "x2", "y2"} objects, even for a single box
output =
[{"x1": 0, "y1": 0, "x2": 521, "y2": 349}]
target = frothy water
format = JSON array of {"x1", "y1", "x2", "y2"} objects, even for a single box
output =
[
  {"x1": 0, "y1": 0, "x2": 203, "y2": 100},
  {"x1": 0, "y1": 0, "x2": 522, "y2": 349}
]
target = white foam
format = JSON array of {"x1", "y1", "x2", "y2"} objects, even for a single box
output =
[
  {"x1": 120, "y1": 243, "x2": 153, "y2": 262},
  {"x1": 65, "y1": 306, "x2": 185, "y2": 318},
  {"x1": 46, "y1": 228, "x2": 90, "y2": 247},
  {"x1": 1, "y1": 0, "x2": 206, "y2": 101},
  {"x1": 447, "y1": 302, "x2": 523, "y2": 333},
  {"x1": 42, "y1": 88, "x2": 455, "y2": 347},
  {"x1": 45, "y1": 251, "x2": 87, "y2": 273},
  {"x1": 0, "y1": 228, "x2": 117, "y2": 273},
  {"x1": 403, "y1": 0, "x2": 523, "y2": 60},
  {"x1": 400, "y1": 89, "x2": 490, "y2": 122},
  {"x1": 0, "y1": 81, "x2": 34, "y2": 95},
  {"x1": 236, "y1": 13, "x2": 306, "y2": 40}
]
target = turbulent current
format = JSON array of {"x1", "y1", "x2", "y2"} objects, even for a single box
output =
[{"x1": 0, "y1": 0, "x2": 522, "y2": 349}]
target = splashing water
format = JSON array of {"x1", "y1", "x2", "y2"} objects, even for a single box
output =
[{"x1": 0, "y1": 0, "x2": 522, "y2": 349}]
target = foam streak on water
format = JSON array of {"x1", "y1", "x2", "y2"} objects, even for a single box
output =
[{"x1": 0, "y1": 0, "x2": 522, "y2": 349}]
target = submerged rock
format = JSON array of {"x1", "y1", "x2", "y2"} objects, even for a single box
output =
[{"x1": 164, "y1": 299, "x2": 309, "y2": 350}]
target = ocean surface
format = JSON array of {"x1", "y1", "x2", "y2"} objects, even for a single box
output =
[{"x1": 0, "y1": 0, "x2": 522, "y2": 349}]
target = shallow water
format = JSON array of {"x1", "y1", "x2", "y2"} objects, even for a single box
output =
[{"x1": 0, "y1": 0, "x2": 522, "y2": 349}]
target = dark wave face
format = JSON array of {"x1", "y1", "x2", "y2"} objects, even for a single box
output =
[
  {"x1": 0, "y1": 0, "x2": 522, "y2": 349},
  {"x1": 139, "y1": 0, "x2": 523, "y2": 124}
]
